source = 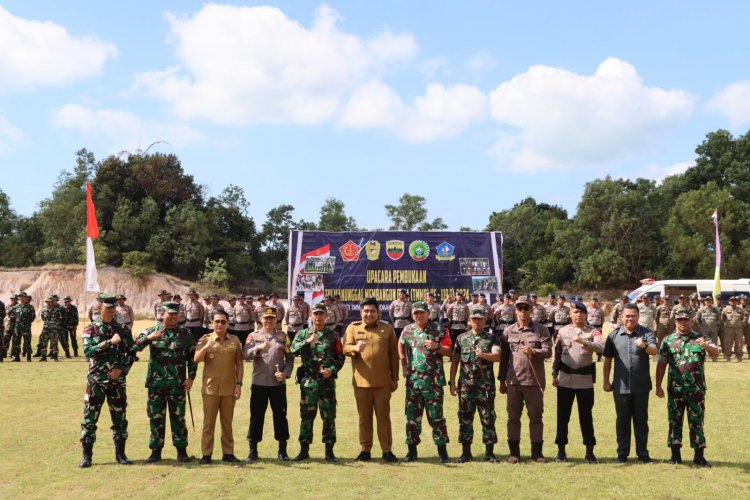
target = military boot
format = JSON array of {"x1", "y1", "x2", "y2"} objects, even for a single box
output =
[
  {"x1": 437, "y1": 444, "x2": 450, "y2": 464},
  {"x1": 26, "y1": 353, "x2": 31, "y2": 361},
  {"x1": 73, "y1": 347, "x2": 79, "y2": 357},
  {"x1": 33, "y1": 350, "x2": 40, "y2": 358},
  {"x1": 145, "y1": 448, "x2": 162, "y2": 463},
  {"x1": 39, "y1": 355, "x2": 47, "y2": 362},
  {"x1": 12, "y1": 355, "x2": 20, "y2": 362},
  {"x1": 485, "y1": 444, "x2": 498, "y2": 463},
  {"x1": 455, "y1": 442, "x2": 473, "y2": 463},
  {"x1": 507, "y1": 440, "x2": 521, "y2": 464},
  {"x1": 556, "y1": 444, "x2": 567, "y2": 463},
  {"x1": 79, "y1": 443, "x2": 93, "y2": 468},
  {"x1": 531, "y1": 441, "x2": 547, "y2": 463},
  {"x1": 324, "y1": 443, "x2": 337, "y2": 463},
  {"x1": 245, "y1": 442, "x2": 258, "y2": 463},
  {"x1": 51, "y1": 354, "x2": 59, "y2": 362},
  {"x1": 584, "y1": 445, "x2": 599, "y2": 464},
  {"x1": 403, "y1": 444, "x2": 418, "y2": 463},
  {"x1": 278, "y1": 440, "x2": 289, "y2": 461},
  {"x1": 176, "y1": 447, "x2": 193, "y2": 463},
  {"x1": 693, "y1": 448, "x2": 711, "y2": 468},
  {"x1": 114, "y1": 439, "x2": 132, "y2": 465},
  {"x1": 64, "y1": 349, "x2": 71, "y2": 359},
  {"x1": 668, "y1": 445, "x2": 682, "y2": 465},
  {"x1": 293, "y1": 443, "x2": 310, "y2": 462}
]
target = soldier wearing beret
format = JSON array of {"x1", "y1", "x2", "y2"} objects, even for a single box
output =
[
  {"x1": 450, "y1": 307, "x2": 501, "y2": 463},
  {"x1": 290, "y1": 303, "x2": 345, "y2": 462},
  {"x1": 134, "y1": 301, "x2": 197, "y2": 463},
  {"x1": 400, "y1": 301, "x2": 452, "y2": 463},
  {"x1": 656, "y1": 309, "x2": 719, "y2": 467},
  {"x1": 79, "y1": 294, "x2": 136, "y2": 467},
  {"x1": 499, "y1": 295, "x2": 552, "y2": 463},
  {"x1": 552, "y1": 300, "x2": 604, "y2": 463}
]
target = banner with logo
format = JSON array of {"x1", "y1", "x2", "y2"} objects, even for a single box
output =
[{"x1": 288, "y1": 231, "x2": 503, "y2": 322}]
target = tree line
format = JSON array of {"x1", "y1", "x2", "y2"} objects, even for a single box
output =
[{"x1": 0, "y1": 129, "x2": 748, "y2": 291}]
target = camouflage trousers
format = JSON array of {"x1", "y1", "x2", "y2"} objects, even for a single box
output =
[
  {"x1": 2, "y1": 326, "x2": 10, "y2": 356},
  {"x1": 38, "y1": 327, "x2": 66, "y2": 357},
  {"x1": 668, "y1": 391, "x2": 706, "y2": 449},
  {"x1": 722, "y1": 326, "x2": 744, "y2": 359},
  {"x1": 701, "y1": 326, "x2": 720, "y2": 360},
  {"x1": 0, "y1": 323, "x2": 4, "y2": 357},
  {"x1": 457, "y1": 383, "x2": 497, "y2": 444},
  {"x1": 298, "y1": 381, "x2": 337, "y2": 444},
  {"x1": 405, "y1": 383, "x2": 448, "y2": 446},
  {"x1": 11, "y1": 330, "x2": 32, "y2": 357},
  {"x1": 80, "y1": 379, "x2": 128, "y2": 445},
  {"x1": 656, "y1": 325, "x2": 670, "y2": 346},
  {"x1": 147, "y1": 387, "x2": 188, "y2": 449}
]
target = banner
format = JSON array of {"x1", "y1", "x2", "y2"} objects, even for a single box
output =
[
  {"x1": 288, "y1": 231, "x2": 503, "y2": 322},
  {"x1": 85, "y1": 182, "x2": 100, "y2": 293}
]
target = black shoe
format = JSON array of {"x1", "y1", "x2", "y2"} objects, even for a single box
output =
[
  {"x1": 403, "y1": 444, "x2": 418, "y2": 463},
  {"x1": 668, "y1": 446, "x2": 682, "y2": 465},
  {"x1": 146, "y1": 449, "x2": 162, "y2": 463},
  {"x1": 324, "y1": 443, "x2": 337, "y2": 463},
  {"x1": 222, "y1": 454, "x2": 240, "y2": 463},
  {"x1": 555, "y1": 445, "x2": 567, "y2": 463},
  {"x1": 584, "y1": 445, "x2": 599, "y2": 464},
  {"x1": 294, "y1": 443, "x2": 310, "y2": 462},
  {"x1": 245, "y1": 443, "x2": 258, "y2": 463},
  {"x1": 114, "y1": 439, "x2": 132, "y2": 465},
  {"x1": 65, "y1": 353, "x2": 71, "y2": 359},
  {"x1": 33, "y1": 352, "x2": 40, "y2": 358},
  {"x1": 278, "y1": 440, "x2": 289, "y2": 461},
  {"x1": 531, "y1": 441, "x2": 547, "y2": 463},
  {"x1": 615, "y1": 455, "x2": 628, "y2": 464},
  {"x1": 73, "y1": 350, "x2": 79, "y2": 357},
  {"x1": 26, "y1": 353, "x2": 31, "y2": 361},
  {"x1": 382, "y1": 451, "x2": 398, "y2": 463},
  {"x1": 437, "y1": 444, "x2": 449, "y2": 463},
  {"x1": 39, "y1": 355, "x2": 47, "y2": 362},
  {"x1": 52, "y1": 355, "x2": 59, "y2": 362},
  {"x1": 355, "y1": 451, "x2": 371, "y2": 462},
  {"x1": 176, "y1": 447, "x2": 193, "y2": 463},
  {"x1": 79, "y1": 443, "x2": 93, "y2": 468},
  {"x1": 456, "y1": 442, "x2": 473, "y2": 463},
  {"x1": 693, "y1": 448, "x2": 711, "y2": 468},
  {"x1": 200, "y1": 455, "x2": 212, "y2": 464},
  {"x1": 485, "y1": 444, "x2": 498, "y2": 463},
  {"x1": 637, "y1": 455, "x2": 654, "y2": 464},
  {"x1": 12, "y1": 356, "x2": 20, "y2": 362}
]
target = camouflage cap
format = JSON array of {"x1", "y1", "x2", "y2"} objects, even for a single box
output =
[
  {"x1": 674, "y1": 309, "x2": 691, "y2": 320},
  {"x1": 311, "y1": 303, "x2": 327, "y2": 314},
  {"x1": 45, "y1": 296, "x2": 55, "y2": 302},
  {"x1": 469, "y1": 307, "x2": 487, "y2": 319},
  {"x1": 161, "y1": 301, "x2": 180, "y2": 313},
  {"x1": 261, "y1": 307, "x2": 277, "y2": 318},
  {"x1": 18, "y1": 292, "x2": 29, "y2": 298},
  {"x1": 64, "y1": 295, "x2": 72, "y2": 301},
  {"x1": 157, "y1": 289, "x2": 171, "y2": 297},
  {"x1": 411, "y1": 301, "x2": 427, "y2": 312},
  {"x1": 10, "y1": 294, "x2": 18, "y2": 300},
  {"x1": 51, "y1": 294, "x2": 60, "y2": 300},
  {"x1": 98, "y1": 294, "x2": 117, "y2": 308}
]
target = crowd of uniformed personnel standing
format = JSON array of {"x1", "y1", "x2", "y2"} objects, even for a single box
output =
[{"x1": 2, "y1": 285, "x2": 746, "y2": 469}]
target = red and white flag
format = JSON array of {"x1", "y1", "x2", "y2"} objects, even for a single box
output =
[{"x1": 85, "y1": 182, "x2": 100, "y2": 292}]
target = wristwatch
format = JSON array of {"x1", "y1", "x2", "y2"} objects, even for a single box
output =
[{"x1": 235, "y1": 382, "x2": 243, "y2": 386}]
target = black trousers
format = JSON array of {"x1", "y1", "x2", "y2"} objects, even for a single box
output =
[
  {"x1": 247, "y1": 384, "x2": 289, "y2": 443},
  {"x1": 555, "y1": 386, "x2": 595, "y2": 446},
  {"x1": 188, "y1": 326, "x2": 205, "y2": 344},
  {"x1": 613, "y1": 392, "x2": 650, "y2": 458}
]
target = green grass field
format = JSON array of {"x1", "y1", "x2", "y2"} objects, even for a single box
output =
[{"x1": 2, "y1": 322, "x2": 749, "y2": 499}]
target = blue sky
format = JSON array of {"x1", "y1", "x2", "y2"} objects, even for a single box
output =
[{"x1": 1, "y1": 1, "x2": 749, "y2": 230}]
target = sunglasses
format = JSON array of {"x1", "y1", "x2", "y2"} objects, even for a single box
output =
[
  {"x1": 213, "y1": 319, "x2": 227, "y2": 325},
  {"x1": 516, "y1": 305, "x2": 530, "y2": 311}
]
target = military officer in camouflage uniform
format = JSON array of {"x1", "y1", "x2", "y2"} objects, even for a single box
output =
[
  {"x1": 134, "y1": 301, "x2": 198, "y2": 463},
  {"x1": 36, "y1": 296, "x2": 52, "y2": 359},
  {"x1": 44, "y1": 295, "x2": 67, "y2": 361},
  {"x1": 2, "y1": 294, "x2": 17, "y2": 360},
  {"x1": 695, "y1": 296, "x2": 720, "y2": 362},
  {"x1": 655, "y1": 295, "x2": 673, "y2": 346},
  {"x1": 79, "y1": 294, "x2": 136, "y2": 468},
  {"x1": 11, "y1": 292, "x2": 35, "y2": 362},
  {"x1": 284, "y1": 294, "x2": 308, "y2": 342},
  {"x1": 290, "y1": 303, "x2": 345, "y2": 462},
  {"x1": 446, "y1": 291, "x2": 470, "y2": 346},
  {"x1": 449, "y1": 307, "x2": 501, "y2": 463},
  {"x1": 63, "y1": 296, "x2": 80, "y2": 357},
  {"x1": 656, "y1": 309, "x2": 719, "y2": 467},
  {"x1": 721, "y1": 296, "x2": 745, "y2": 362},
  {"x1": 611, "y1": 295, "x2": 629, "y2": 326},
  {"x1": 0, "y1": 297, "x2": 5, "y2": 362},
  {"x1": 389, "y1": 289, "x2": 412, "y2": 338},
  {"x1": 399, "y1": 301, "x2": 452, "y2": 463}
]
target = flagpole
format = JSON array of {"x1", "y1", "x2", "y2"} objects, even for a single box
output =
[{"x1": 712, "y1": 210, "x2": 721, "y2": 300}]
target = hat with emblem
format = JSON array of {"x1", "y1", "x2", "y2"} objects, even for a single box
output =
[
  {"x1": 257, "y1": 294, "x2": 267, "y2": 301},
  {"x1": 469, "y1": 307, "x2": 487, "y2": 319},
  {"x1": 18, "y1": 291, "x2": 29, "y2": 298},
  {"x1": 63, "y1": 295, "x2": 72, "y2": 301},
  {"x1": 98, "y1": 294, "x2": 118, "y2": 308},
  {"x1": 412, "y1": 301, "x2": 427, "y2": 312},
  {"x1": 570, "y1": 300, "x2": 587, "y2": 314},
  {"x1": 161, "y1": 301, "x2": 180, "y2": 313},
  {"x1": 515, "y1": 295, "x2": 532, "y2": 306},
  {"x1": 674, "y1": 309, "x2": 692, "y2": 320},
  {"x1": 729, "y1": 295, "x2": 738, "y2": 301},
  {"x1": 311, "y1": 303, "x2": 327, "y2": 314},
  {"x1": 261, "y1": 307, "x2": 277, "y2": 318}
]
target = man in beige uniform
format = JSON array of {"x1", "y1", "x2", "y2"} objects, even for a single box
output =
[
  {"x1": 185, "y1": 290, "x2": 205, "y2": 343},
  {"x1": 115, "y1": 295, "x2": 135, "y2": 332},
  {"x1": 194, "y1": 309, "x2": 244, "y2": 464},
  {"x1": 269, "y1": 293, "x2": 285, "y2": 331},
  {"x1": 637, "y1": 294, "x2": 657, "y2": 331},
  {"x1": 722, "y1": 296, "x2": 745, "y2": 362},
  {"x1": 153, "y1": 290, "x2": 171, "y2": 322},
  {"x1": 344, "y1": 297, "x2": 399, "y2": 462},
  {"x1": 284, "y1": 295, "x2": 308, "y2": 342},
  {"x1": 233, "y1": 295, "x2": 253, "y2": 347},
  {"x1": 389, "y1": 289, "x2": 412, "y2": 338},
  {"x1": 655, "y1": 295, "x2": 673, "y2": 346}
]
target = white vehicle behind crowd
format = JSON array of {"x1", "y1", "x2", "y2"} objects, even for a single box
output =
[{"x1": 627, "y1": 278, "x2": 750, "y2": 303}]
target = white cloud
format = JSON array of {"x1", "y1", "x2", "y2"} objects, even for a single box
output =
[
  {"x1": 705, "y1": 81, "x2": 750, "y2": 128},
  {"x1": 467, "y1": 51, "x2": 495, "y2": 74},
  {"x1": 0, "y1": 6, "x2": 116, "y2": 91},
  {"x1": 488, "y1": 57, "x2": 695, "y2": 172},
  {"x1": 419, "y1": 57, "x2": 447, "y2": 79},
  {"x1": 638, "y1": 160, "x2": 692, "y2": 183},
  {"x1": 134, "y1": 4, "x2": 417, "y2": 126},
  {"x1": 0, "y1": 115, "x2": 25, "y2": 153},
  {"x1": 52, "y1": 104, "x2": 203, "y2": 151},
  {"x1": 340, "y1": 81, "x2": 487, "y2": 143}
]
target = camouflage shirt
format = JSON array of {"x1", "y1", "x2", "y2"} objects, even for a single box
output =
[
  {"x1": 13, "y1": 303, "x2": 35, "y2": 332},
  {"x1": 658, "y1": 330, "x2": 714, "y2": 393},
  {"x1": 452, "y1": 329, "x2": 501, "y2": 390},
  {"x1": 43, "y1": 304, "x2": 66, "y2": 329},
  {"x1": 134, "y1": 324, "x2": 197, "y2": 388},
  {"x1": 82, "y1": 320, "x2": 135, "y2": 384},
  {"x1": 290, "y1": 326, "x2": 345, "y2": 388},
  {"x1": 400, "y1": 323, "x2": 448, "y2": 389},
  {"x1": 64, "y1": 304, "x2": 79, "y2": 328}
]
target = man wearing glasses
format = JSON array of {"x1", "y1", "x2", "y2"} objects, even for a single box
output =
[{"x1": 499, "y1": 295, "x2": 552, "y2": 464}]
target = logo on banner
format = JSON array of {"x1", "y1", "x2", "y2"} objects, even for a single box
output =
[
  {"x1": 409, "y1": 240, "x2": 430, "y2": 261},
  {"x1": 435, "y1": 241, "x2": 455, "y2": 261},
  {"x1": 366, "y1": 240, "x2": 381, "y2": 261},
  {"x1": 339, "y1": 240, "x2": 361, "y2": 261},
  {"x1": 386, "y1": 240, "x2": 404, "y2": 261}
]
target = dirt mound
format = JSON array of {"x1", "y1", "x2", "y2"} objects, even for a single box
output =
[{"x1": 0, "y1": 265, "x2": 194, "y2": 315}]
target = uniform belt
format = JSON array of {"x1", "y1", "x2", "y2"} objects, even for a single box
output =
[
  {"x1": 590, "y1": 324, "x2": 602, "y2": 329},
  {"x1": 558, "y1": 361, "x2": 595, "y2": 376},
  {"x1": 395, "y1": 316, "x2": 410, "y2": 320},
  {"x1": 290, "y1": 322, "x2": 304, "y2": 327},
  {"x1": 237, "y1": 321, "x2": 250, "y2": 324}
]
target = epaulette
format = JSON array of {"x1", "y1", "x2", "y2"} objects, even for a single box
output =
[{"x1": 351, "y1": 320, "x2": 363, "y2": 325}]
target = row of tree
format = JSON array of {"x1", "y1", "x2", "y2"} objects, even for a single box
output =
[{"x1": 1, "y1": 129, "x2": 748, "y2": 291}]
